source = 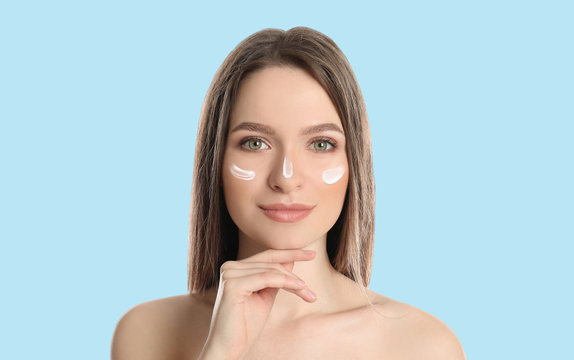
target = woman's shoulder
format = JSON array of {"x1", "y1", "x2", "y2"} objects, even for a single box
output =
[
  {"x1": 111, "y1": 292, "x2": 214, "y2": 360},
  {"x1": 363, "y1": 289, "x2": 466, "y2": 359}
]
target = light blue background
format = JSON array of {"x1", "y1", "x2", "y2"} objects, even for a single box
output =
[{"x1": 1, "y1": 1, "x2": 572, "y2": 359}]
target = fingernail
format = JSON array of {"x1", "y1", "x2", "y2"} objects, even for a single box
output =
[{"x1": 296, "y1": 279, "x2": 306, "y2": 286}]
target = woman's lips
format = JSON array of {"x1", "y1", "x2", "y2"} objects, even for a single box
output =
[{"x1": 259, "y1": 203, "x2": 315, "y2": 223}]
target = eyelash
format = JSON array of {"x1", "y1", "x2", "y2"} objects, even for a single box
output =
[{"x1": 239, "y1": 136, "x2": 338, "y2": 153}]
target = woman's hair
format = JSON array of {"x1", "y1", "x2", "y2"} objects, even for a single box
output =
[{"x1": 188, "y1": 26, "x2": 374, "y2": 293}]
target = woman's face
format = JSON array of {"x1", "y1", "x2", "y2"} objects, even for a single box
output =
[{"x1": 222, "y1": 66, "x2": 348, "y2": 250}]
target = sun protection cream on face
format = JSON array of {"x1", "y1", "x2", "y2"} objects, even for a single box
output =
[
  {"x1": 322, "y1": 165, "x2": 345, "y2": 185},
  {"x1": 283, "y1": 157, "x2": 293, "y2": 178},
  {"x1": 230, "y1": 164, "x2": 255, "y2": 181}
]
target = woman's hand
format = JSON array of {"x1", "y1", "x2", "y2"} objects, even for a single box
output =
[{"x1": 198, "y1": 249, "x2": 317, "y2": 360}]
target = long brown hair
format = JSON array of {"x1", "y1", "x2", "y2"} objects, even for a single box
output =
[{"x1": 188, "y1": 26, "x2": 374, "y2": 293}]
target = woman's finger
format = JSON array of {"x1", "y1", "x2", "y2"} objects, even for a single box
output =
[
  {"x1": 222, "y1": 271, "x2": 316, "y2": 302},
  {"x1": 221, "y1": 261, "x2": 304, "y2": 280},
  {"x1": 221, "y1": 267, "x2": 305, "y2": 284}
]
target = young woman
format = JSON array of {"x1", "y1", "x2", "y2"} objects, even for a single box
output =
[{"x1": 111, "y1": 27, "x2": 466, "y2": 359}]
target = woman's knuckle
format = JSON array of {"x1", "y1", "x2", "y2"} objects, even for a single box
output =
[
  {"x1": 221, "y1": 269, "x2": 233, "y2": 280},
  {"x1": 220, "y1": 261, "x2": 235, "y2": 273}
]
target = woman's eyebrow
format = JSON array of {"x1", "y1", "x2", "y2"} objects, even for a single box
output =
[
  {"x1": 229, "y1": 122, "x2": 344, "y2": 136},
  {"x1": 230, "y1": 122, "x2": 275, "y2": 135},
  {"x1": 300, "y1": 123, "x2": 344, "y2": 136}
]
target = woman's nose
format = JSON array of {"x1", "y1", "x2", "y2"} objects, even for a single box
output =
[{"x1": 267, "y1": 154, "x2": 303, "y2": 193}]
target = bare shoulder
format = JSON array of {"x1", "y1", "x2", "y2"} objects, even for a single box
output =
[
  {"x1": 366, "y1": 290, "x2": 466, "y2": 359},
  {"x1": 111, "y1": 292, "x2": 214, "y2": 360}
]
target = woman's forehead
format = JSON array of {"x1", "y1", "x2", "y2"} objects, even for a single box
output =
[{"x1": 229, "y1": 67, "x2": 343, "y2": 131}]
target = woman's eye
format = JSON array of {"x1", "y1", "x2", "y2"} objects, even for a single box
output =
[
  {"x1": 310, "y1": 139, "x2": 334, "y2": 152},
  {"x1": 241, "y1": 138, "x2": 269, "y2": 151}
]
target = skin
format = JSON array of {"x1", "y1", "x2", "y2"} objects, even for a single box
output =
[{"x1": 111, "y1": 67, "x2": 466, "y2": 360}]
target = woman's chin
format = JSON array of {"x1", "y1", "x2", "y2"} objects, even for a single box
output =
[
  {"x1": 237, "y1": 226, "x2": 327, "y2": 252},
  {"x1": 253, "y1": 234, "x2": 324, "y2": 251}
]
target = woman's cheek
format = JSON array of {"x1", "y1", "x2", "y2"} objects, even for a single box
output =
[
  {"x1": 223, "y1": 161, "x2": 260, "y2": 222},
  {"x1": 317, "y1": 163, "x2": 348, "y2": 211},
  {"x1": 321, "y1": 165, "x2": 345, "y2": 185},
  {"x1": 229, "y1": 163, "x2": 256, "y2": 181}
]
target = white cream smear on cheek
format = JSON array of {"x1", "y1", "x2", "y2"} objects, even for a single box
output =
[
  {"x1": 230, "y1": 164, "x2": 255, "y2": 181},
  {"x1": 283, "y1": 157, "x2": 293, "y2": 178},
  {"x1": 322, "y1": 166, "x2": 345, "y2": 185}
]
